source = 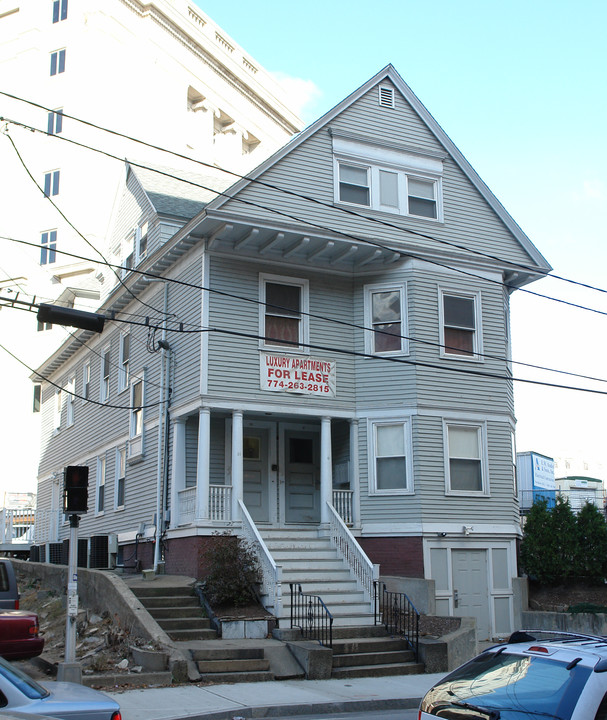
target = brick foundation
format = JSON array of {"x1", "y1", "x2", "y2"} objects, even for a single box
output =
[{"x1": 358, "y1": 536, "x2": 424, "y2": 578}]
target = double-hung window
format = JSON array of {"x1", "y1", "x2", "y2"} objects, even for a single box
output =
[
  {"x1": 115, "y1": 447, "x2": 126, "y2": 509},
  {"x1": 440, "y1": 290, "x2": 482, "y2": 359},
  {"x1": 40, "y1": 230, "x2": 57, "y2": 265},
  {"x1": 261, "y1": 274, "x2": 308, "y2": 350},
  {"x1": 82, "y1": 362, "x2": 91, "y2": 403},
  {"x1": 445, "y1": 422, "x2": 486, "y2": 494},
  {"x1": 135, "y1": 222, "x2": 148, "y2": 264},
  {"x1": 119, "y1": 333, "x2": 129, "y2": 392},
  {"x1": 129, "y1": 378, "x2": 144, "y2": 460},
  {"x1": 50, "y1": 49, "x2": 66, "y2": 76},
  {"x1": 333, "y1": 136, "x2": 443, "y2": 221},
  {"x1": 52, "y1": 0, "x2": 68, "y2": 23},
  {"x1": 369, "y1": 419, "x2": 413, "y2": 494},
  {"x1": 66, "y1": 377, "x2": 75, "y2": 426},
  {"x1": 53, "y1": 388, "x2": 62, "y2": 431},
  {"x1": 96, "y1": 455, "x2": 106, "y2": 514},
  {"x1": 100, "y1": 348, "x2": 110, "y2": 402},
  {"x1": 364, "y1": 283, "x2": 407, "y2": 355},
  {"x1": 47, "y1": 109, "x2": 63, "y2": 135},
  {"x1": 44, "y1": 170, "x2": 60, "y2": 197}
]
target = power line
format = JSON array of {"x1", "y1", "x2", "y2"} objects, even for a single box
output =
[
  {"x1": 2, "y1": 89, "x2": 605, "y2": 297},
  {"x1": 2, "y1": 113, "x2": 607, "y2": 319},
  {"x1": 2, "y1": 236, "x2": 606, "y2": 388}
]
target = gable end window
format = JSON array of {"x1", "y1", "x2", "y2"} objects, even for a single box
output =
[
  {"x1": 364, "y1": 283, "x2": 407, "y2": 355},
  {"x1": 260, "y1": 274, "x2": 309, "y2": 350},
  {"x1": 445, "y1": 422, "x2": 487, "y2": 495},
  {"x1": 369, "y1": 419, "x2": 413, "y2": 494},
  {"x1": 440, "y1": 290, "x2": 482, "y2": 359},
  {"x1": 339, "y1": 164, "x2": 370, "y2": 206}
]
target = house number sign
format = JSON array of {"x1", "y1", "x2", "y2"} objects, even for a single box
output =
[{"x1": 261, "y1": 353, "x2": 336, "y2": 397}]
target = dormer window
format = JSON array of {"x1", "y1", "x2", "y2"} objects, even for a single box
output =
[{"x1": 333, "y1": 134, "x2": 444, "y2": 221}]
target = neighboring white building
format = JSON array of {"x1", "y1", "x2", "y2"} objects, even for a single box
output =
[
  {"x1": 554, "y1": 456, "x2": 606, "y2": 483},
  {"x1": 0, "y1": 0, "x2": 303, "y2": 497},
  {"x1": 555, "y1": 476, "x2": 605, "y2": 513}
]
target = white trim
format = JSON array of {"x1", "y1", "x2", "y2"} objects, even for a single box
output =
[
  {"x1": 259, "y1": 272, "x2": 309, "y2": 353},
  {"x1": 443, "y1": 419, "x2": 489, "y2": 496},
  {"x1": 363, "y1": 281, "x2": 408, "y2": 356},
  {"x1": 438, "y1": 287, "x2": 484, "y2": 361},
  {"x1": 367, "y1": 417, "x2": 414, "y2": 496},
  {"x1": 200, "y1": 253, "x2": 209, "y2": 395}
]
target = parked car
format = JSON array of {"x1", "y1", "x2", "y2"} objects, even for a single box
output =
[
  {"x1": 418, "y1": 630, "x2": 607, "y2": 719},
  {"x1": 0, "y1": 611, "x2": 44, "y2": 662},
  {"x1": 0, "y1": 561, "x2": 19, "y2": 610},
  {"x1": 0, "y1": 656, "x2": 121, "y2": 720}
]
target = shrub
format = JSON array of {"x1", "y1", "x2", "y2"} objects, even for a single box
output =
[
  {"x1": 575, "y1": 502, "x2": 607, "y2": 583},
  {"x1": 201, "y1": 531, "x2": 261, "y2": 607}
]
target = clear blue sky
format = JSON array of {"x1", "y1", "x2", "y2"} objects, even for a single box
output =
[{"x1": 196, "y1": 0, "x2": 607, "y2": 471}]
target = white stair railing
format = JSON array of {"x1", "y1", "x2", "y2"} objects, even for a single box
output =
[
  {"x1": 238, "y1": 500, "x2": 282, "y2": 619},
  {"x1": 327, "y1": 501, "x2": 379, "y2": 609}
]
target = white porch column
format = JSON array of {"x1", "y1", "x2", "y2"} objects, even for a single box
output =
[
  {"x1": 169, "y1": 417, "x2": 187, "y2": 529},
  {"x1": 231, "y1": 410, "x2": 244, "y2": 521},
  {"x1": 350, "y1": 418, "x2": 361, "y2": 527},
  {"x1": 195, "y1": 407, "x2": 211, "y2": 521},
  {"x1": 320, "y1": 416, "x2": 333, "y2": 524}
]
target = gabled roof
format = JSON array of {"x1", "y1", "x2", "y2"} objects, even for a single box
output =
[{"x1": 200, "y1": 64, "x2": 552, "y2": 277}]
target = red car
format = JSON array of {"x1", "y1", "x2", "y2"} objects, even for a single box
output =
[{"x1": 0, "y1": 610, "x2": 45, "y2": 660}]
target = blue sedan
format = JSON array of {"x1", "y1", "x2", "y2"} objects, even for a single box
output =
[{"x1": 0, "y1": 657, "x2": 121, "y2": 720}]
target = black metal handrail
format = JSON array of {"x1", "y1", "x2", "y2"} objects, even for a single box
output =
[
  {"x1": 374, "y1": 581, "x2": 420, "y2": 661},
  {"x1": 290, "y1": 583, "x2": 333, "y2": 648}
]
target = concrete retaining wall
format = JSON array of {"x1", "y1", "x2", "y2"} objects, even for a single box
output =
[{"x1": 522, "y1": 610, "x2": 607, "y2": 636}]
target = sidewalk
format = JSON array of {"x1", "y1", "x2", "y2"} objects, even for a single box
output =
[{"x1": 107, "y1": 673, "x2": 444, "y2": 720}]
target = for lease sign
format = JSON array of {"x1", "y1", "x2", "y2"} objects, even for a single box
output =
[{"x1": 261, "y1": 353, "x2": 336, "y2": 397}]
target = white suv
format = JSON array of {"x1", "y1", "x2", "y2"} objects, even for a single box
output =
[{"x1": 418, "y1": 630, "x2": 607, "y2": 719}]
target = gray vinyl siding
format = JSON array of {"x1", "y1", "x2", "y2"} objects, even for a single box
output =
[
  {"x1": 209, "y1": 417, "x2": 226, "y2": 484},
  {"x1": 220, "y1": 82, "x2": 537, "y2": 270},
  {"x1": 205, "y1": 254, "x2": 356, "y2": 409},
  {"x1": 185, "y1": 416, "x2": 198, "y2": 488}
]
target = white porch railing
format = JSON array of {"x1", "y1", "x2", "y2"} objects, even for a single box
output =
[
  {"x1": 210, "y1": 484, "x2": 231, "y2": 522},
  {"x1": 0, "y1": 509, "x2": 35, "y2": 544},
  {"x1": 178, "y1": 487, "x2": 196, "y2": 524},
  {"x1": 239, "y1": 499, "x2": 282, "y2": 618},
  {"x1": 327, "y1": 501, "x2": 378, "y2": 608},
  {"x1": 332, "y1": 489, "x2": 353, "y2": 526}
]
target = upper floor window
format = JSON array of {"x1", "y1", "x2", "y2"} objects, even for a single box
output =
[
  {"x1": 52, "y1": 0, "x2": 68, "y2": 23},
  {"x1": 82, "y1": 362, "x2": 90, "y2": 403},
  {"x1": 260, "y1": 274, "x2": 309, "y2": 351},
  {"x1": 40, "y1": 230, "x2": 57, "y2": 265},
  {"x1": 53, "y1": 388, "x2": 62, "y2": 431},
  {"x1": 129, "y1": 377, "x2": 144, "y2": 461},
  {"x1": 50, "y1": 49, "x2": 66, "y2": 76},
  {"x1": 66, "y1": 377, "x2": 75, "y2": 426},
  {"x1": 33, "y1": 385, "x2": 41, "y2": 413},
  {"x1": 44, "y1": 170, "x2": 60, "y2": 197},
  {"x1": 122, "y1": 231, "x2": 135, "y2": 277},
  {"x1": 119, "y1": 333, "x2": 129, "y2": 392},
  {"x1": 444, "y1": 421, "x2": 487, "y2": 495},
  {"x1": 364, "y1": 283, "x2": 407, "y2": 355},
  {"x1": 332, "y1": 135, "x2": 444, "y2": 221},
  {"x1": 135, "y1": 222, "x2": 148, "y2": 264},
  {"x1": 440, "y1": 290, "x2": 482, "y2": 359},
  {"x1": 100, "y1": 348, "x2": 110, "y2": 402},
  {"x1": 369, "y1": 419, "x2": 413, "y2": 494},
  {"x1": 47, "y1": 109, "x2": 63, "y2": 135}
]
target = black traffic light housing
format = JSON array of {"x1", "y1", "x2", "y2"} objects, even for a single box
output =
[{"x1": 64, "y1": 465, "x2": 89, "y2": 514}]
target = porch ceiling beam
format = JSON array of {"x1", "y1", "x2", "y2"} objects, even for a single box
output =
[
  {"x1": 307, "y1": 240, "x2": 334, "y2": 261},
  {"x1": 283, "y1": 236, "x2": 310, "y2": 259},
  {"x1": 331, "y1": 245, "x2": 358, "y2": 265},
  {"x1": 208, "y1": 223, "x2": 233, "y2": 250},
  {"x1": 355, "y1": 248, "x2": 383, "y2": 267},
  {"x1": 259, "y1": 232, "x2": 285, "y2": 255},
  {"x1": 234, "y1": 227, "x2": 259, "y2": 250}
]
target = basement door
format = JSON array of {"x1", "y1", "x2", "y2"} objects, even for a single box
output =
[
  {"x1": 284, "y1": 429, "x2": 320, "y2": 524},
  {"x1": 452, "y1": 549, "x2": 491, "y2": 641}
]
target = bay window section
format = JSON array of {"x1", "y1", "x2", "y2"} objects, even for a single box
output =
[
  {"x1": 445, "y1": 422, "x2": 486, "y2": 494},
  {"x1": 370, "y1": 420, "x2": 412, "y2": 494},
  {"x1": 441, "y1": 290, "x2": 481, "y2": 359},
  {"x1": 364, "y1": 283, "x2": 407, "y2": 355},
  {"x1": 261, "y1": 275, "x2": 308, "y2": 350}
]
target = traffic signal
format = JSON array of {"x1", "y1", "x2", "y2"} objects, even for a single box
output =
[{"x1": 64, "y1": 465, "x2": 89, "y2": 514}]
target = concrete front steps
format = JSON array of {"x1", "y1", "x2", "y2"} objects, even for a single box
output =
[
  {"x1": 191, "y1": 645, "x2": 274, "y2": 683},
  {"x1": 259, "y1": 528, "x2": 375, "y2": 627},
  {"x1": 330, "y1": 627, "x2": 424, "y2": 678},
  {"x1": 131, "y1": 583, "x2": 217, "y2": 641}
]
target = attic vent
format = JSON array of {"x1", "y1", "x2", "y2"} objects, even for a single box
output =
[{"x1": 379, "y1": 86, "x2": 395, "y2": 108}]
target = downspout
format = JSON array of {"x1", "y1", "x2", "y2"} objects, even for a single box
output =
[{"x1": 153, "y1": 281, "x2": 170, "y2": 573}]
